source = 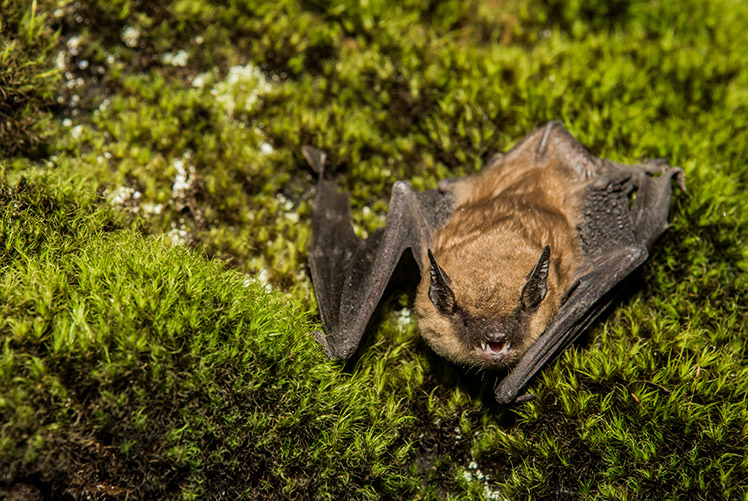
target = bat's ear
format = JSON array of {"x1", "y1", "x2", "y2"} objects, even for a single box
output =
[
  {"x1": 521, "y1": 246, "x2": 550, "y2": 311},
  {"x1": 302, "y1": 145, "x2": 327, "y2": 177},
  {"x1": 427, "y1": 249, "x2": 456, "y2": 315}
]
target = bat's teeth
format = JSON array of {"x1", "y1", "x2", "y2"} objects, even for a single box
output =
[{"x1": 479, "y1": 339, "x2": 512, "y2": 356}]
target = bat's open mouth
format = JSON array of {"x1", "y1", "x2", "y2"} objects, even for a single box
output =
[{"x1": 477, "y1": 338, "x2": 512, "y2": 363}]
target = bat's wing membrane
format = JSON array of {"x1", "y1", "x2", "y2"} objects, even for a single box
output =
[
  {"x1": 304, "y1": 146, "x2": 455, "y2": 359},
  {"x1": 494, "y1": 123, "x2": 684, "y2": 404}
]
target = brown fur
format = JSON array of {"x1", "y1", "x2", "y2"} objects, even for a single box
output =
[{"x1": 414, "y1": 141, "x2": 588, "y2": 368}]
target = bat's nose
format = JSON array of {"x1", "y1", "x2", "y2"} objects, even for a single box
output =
[{"x1": 486, "y1": 332, "x2": 508, "y2": 343}]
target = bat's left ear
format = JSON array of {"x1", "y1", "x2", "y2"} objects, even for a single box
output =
[
  {"x1": 428, "y1": 249, "x2": 456, "y2": 315},
  {"x1": 521, "y1": 246, "x2": 550, "y2": 311}
]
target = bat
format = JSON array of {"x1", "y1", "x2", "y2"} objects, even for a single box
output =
[{"x1": 303, "y1": 121, "x2": 684, "y2": 404}]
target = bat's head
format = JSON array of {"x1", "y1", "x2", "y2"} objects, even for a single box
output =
[{"x1": 414, "y1": 244, "x2": 557, "y2": 369}]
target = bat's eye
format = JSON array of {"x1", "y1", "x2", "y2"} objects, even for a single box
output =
[
  {"x1": 427, "y1": 249, "x2": 456, "y2": 315},
  {"x1": 521, "y1": 245, "x2": 550, "y2": 311}
]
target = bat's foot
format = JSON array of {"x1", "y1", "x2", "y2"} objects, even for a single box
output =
[
  {"x1": 494, "y1": 383, "x2": 537, "y2": 405},
  {"x1": 302, "y1": 145, "x2": 327, "y2": 177},
  {"x1": 642, "y1": 159, "x2": 687, "y2": 192},
  {"x1": 641, "y1": 158, "x2": 669, "y2": 173}
]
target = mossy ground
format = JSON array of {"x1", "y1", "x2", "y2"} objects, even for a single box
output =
[{"x1": 1, "y1": 0, "x2": 747, "y2": 499}]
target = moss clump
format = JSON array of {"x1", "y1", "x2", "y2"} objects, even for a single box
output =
[
  {"x1": 0, "y1": 177, "x2": 417, "y2": 499},
  {"x1": 0, "y1": 0, "x2": 61, "y2": 158}
]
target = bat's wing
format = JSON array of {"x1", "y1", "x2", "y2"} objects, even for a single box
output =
[
  {"x1": 303, "y1": 146, "x2": 455, "y2": 360},
  {"x1": 494, "y1": 121, "x2": 685, "y2": 404}
]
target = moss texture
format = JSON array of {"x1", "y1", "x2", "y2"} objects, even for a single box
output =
[{"x1": 1, "y1": 0, "x2": 747, "y2": 499}]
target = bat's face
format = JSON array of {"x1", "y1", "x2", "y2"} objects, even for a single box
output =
[{"x1": 414, "y1": 243, "x2": 559, "y2": 369}]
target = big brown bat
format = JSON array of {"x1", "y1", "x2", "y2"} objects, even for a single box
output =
[{"x1": 303, "y1": 121, "x2": 684, "y2": 404}]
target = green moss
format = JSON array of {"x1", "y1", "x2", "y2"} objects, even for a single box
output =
[
  {"x1": 2, "y1": 0, "x2": 748, "y2": 498},
  {"x1": 0, "y1": 0, "x2": 61, "y2": 157},
  {"x1": 0, "y1": 177, "x2": 418, "y2": 498}
]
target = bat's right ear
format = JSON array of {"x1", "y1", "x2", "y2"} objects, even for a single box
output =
[
  {"x1": 428, "y1": 249, "x2": 456, "y2": 315},
  {"x1": 302, "y1": 145, "x2": 327, "y2": 177}
]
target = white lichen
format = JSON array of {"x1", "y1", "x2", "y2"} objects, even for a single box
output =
[
  {"x1": 463, "y1": 459, "x2": 506, "y2": 500},
  {"x1": 483, "y1": 485, "x2": 504, "y2": 500},
  {"x1": 273, "y1": 192, "x2": 300, "y2": 223},
  {"x1": 286, "y1": 212, "x2": 299, "y2": 224},
  {"x1": 211, "y1": 63, "x2": 273, "y2": 117},
  {"x1": 275, "y1": 193, "x2": 294, "y2": 212},
  {"x1": 66, "y1": 36, "x2": 81, "y2": 55},
  {"x1": 244, "y1": 269, "x2": 273, "y2": 292},
  {"x1": 56, "y1": 50, "x2": 66, "y2": 70},
  {"x1": 107, "y1": 186, "x2": 135, "y2": 206},
  {"x1": 121, "y1": 26, "x2": 140, "y2": 48},
  {"x1": 65, "y1": 74, "x2": 85, "y2": 90},
  {"x1": 191, "y1": 72, "x2": 211, "y2": 89},
  {"x1": 70, "y1": 124, "x2": 83, "y2": 138},
  {"x1": 257, "y1": 269, "x2": 270, "y2": 286},
  {"x1": 141, "y1": 202, "x2": 163, "y2": 215},
  {"x1": 395, "y1": 307, "x2": 413, "y2": 329},
  {"x1": 168, "y1": 220, "x2": 189, "y2": 246},
  {"x1": 172, "y1": 155, "x2": 196, "y2": 196},
  {"x1": 162, "y1": 50, "x2": 189, "y2": 67}
]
